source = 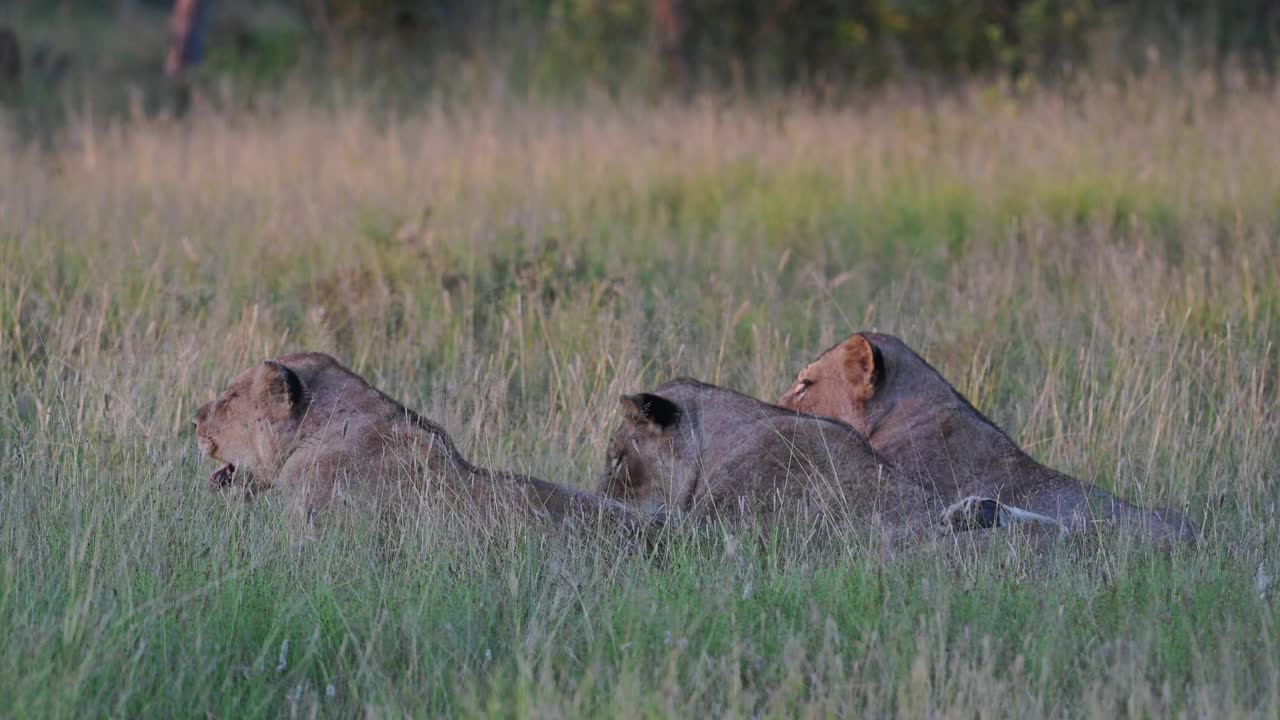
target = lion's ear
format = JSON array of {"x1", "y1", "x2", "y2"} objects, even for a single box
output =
[
  {"x1": 263, "y1": 361, "x2": 306, "y2": 416},
  {"x1": 839, "y1": 334, "x2": 881, "y2": 401},
  {"x1": 620, "y1": 393, "x2": 681, "y2": 429}
]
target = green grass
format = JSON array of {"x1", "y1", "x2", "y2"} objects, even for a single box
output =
[{"x1": 2, "y1": 78, "x2": 1279, "y2": 717}]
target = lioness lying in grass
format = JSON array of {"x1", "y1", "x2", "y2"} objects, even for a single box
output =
[
  {"x1": 778, "y1": 333, "x2": 1197, "y2": 547},
  {"x1": 194, "y1": 353, "x2": 651, "y2": 541},
  {"x1": 594, "y1": 377, "x2": 1038, "y2": 543}
]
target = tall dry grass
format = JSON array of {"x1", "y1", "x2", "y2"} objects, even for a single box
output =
[{"x1": 1, "y1": 77, "x2": 1278, "y2": 716}]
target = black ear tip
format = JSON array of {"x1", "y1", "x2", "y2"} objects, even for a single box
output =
[
  {"x1": 265, "y1": 360, "x2": 305, "y2": 406},
  {"x1": 638, "y1": 393, "x2": 680, "y2": 427}
]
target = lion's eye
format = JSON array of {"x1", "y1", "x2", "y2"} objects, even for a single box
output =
[{"x1": 797, "y1": 379, "x2": 813, "y2": 393}]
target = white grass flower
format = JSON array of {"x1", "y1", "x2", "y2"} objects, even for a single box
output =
[{"x1": 1256, "y1": 564, "x2": 1272, "y2": 600}]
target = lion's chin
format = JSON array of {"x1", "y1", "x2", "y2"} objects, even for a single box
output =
[{"x1": 208, "y1": 463, "x2": 236, "y2": 489}]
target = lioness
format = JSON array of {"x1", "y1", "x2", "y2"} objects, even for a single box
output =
[
  {"x1": 595, "y1": 377, "x2": 1021, "y2": 542},
  {"x1": 778, "y1": 333, "x2": 1197, "y2": 546},
  {"x1": 194, "y1": 353, "x2": 649, "y2": 539}
]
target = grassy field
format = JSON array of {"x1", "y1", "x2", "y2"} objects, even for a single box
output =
[{"x1": 2, "y1": 77, "x2": 1279, "y2": 717}]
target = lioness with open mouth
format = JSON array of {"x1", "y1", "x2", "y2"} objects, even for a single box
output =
[
  {"x1": 194, "y1": 353, "x2": 651, "y2": 541},
  {"x1": 778, "y1": 333, "x2": 1197, "y2": 547}
]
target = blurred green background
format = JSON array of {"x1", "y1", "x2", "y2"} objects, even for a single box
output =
[{"x1": 3, "y1": 0, "x2": 1279, "y2": 124}]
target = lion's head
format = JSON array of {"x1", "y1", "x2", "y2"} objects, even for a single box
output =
[
  {"x1": 777, "y1": 333, "x2": 882, "y2": 435},
  {"x1": 194, "y1": 360, "x2": 308, "y2": 491},
  {"x1": 596, "y1": 392, "x2": 697, "y2": 516}
]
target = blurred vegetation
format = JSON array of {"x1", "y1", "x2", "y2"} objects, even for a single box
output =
[
  {"x1": 1, "y1": 0, "x2": 1279, "y2": 112},
  {"x1": 289, "y1": 0, "x2": 1280, "y2": 90}
]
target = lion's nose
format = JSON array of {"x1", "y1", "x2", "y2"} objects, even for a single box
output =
[{"x1": 194, "y1": 403, "x2": 211, "y2": 425}]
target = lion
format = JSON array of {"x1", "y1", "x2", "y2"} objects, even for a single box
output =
[
  {"x1": 778, "y1": 333, "x2": 1197, "y2": 546},
  {"x1": 594, "y1": 377, "x2": 1038, "y2": 544},
  {"x1": 194, "y1": 353, "x2": 652, "y2": 541}
]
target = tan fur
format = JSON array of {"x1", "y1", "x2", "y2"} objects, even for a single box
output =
[
  {"x1": 595, "y1": 378, "x2": 960, "y2": 545},
  {"x1": 194, "y1": 353, "x2": 650, "y2": 540},
  {"x1": 779, "y1": 333, "x2": 1197, "y2": 547}
]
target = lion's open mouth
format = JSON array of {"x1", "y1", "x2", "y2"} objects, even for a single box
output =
[{"x1": 208, "y1": 463, "x2": 236, "y2": 489}]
